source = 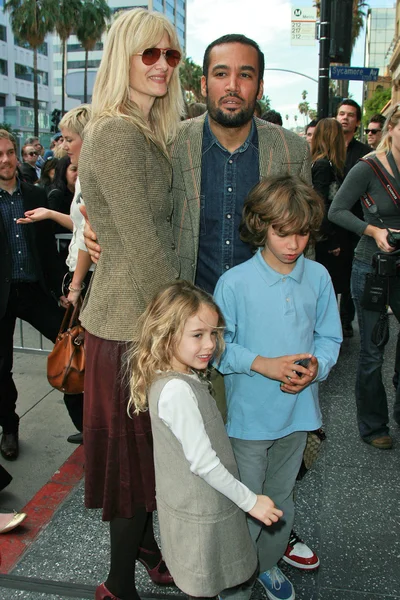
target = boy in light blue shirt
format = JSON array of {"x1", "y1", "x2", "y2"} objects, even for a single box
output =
[{"x1": 214, "y1": 175, "x2": 342, "y2": 600}]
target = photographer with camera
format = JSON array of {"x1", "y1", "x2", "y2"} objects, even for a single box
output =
[{"x1": 329, "y1": 104, "x2": 400, "y2": 450}]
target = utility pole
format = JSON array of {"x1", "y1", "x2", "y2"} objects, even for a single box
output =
[{"x1": 317, "y1": 0, "x2": 331, "y2": 118}]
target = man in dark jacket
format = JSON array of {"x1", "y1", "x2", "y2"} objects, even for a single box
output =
[
  {"x1": 18, "y1": 144, "x2": 39, "y2": 184},
  {"x1": 0, "y1": 130, "x2": 66, "y2": 460},
  {"x1": 336, "y1": 99, "x2": 371, "y2": 337}
]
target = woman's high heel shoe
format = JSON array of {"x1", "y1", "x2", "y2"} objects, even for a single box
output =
[
  {"x1": 137, "y1": 547, "x2": 174, "y2": 585},
  {"x1": 95, "y1": 582, "x2": 122, "y2": 600}
]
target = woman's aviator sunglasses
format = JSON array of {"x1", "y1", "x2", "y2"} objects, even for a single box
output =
[{"x1": 136, "y1": 47, "x2": 181, "y2": 68}]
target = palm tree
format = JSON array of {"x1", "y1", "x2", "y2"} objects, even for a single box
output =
[
  {"x1": 4, "y1": 0, "x2": 56, "y2": 136},
  {"x1": 76, "y1": 0, "x2": 111, "y2": 103},
  {"x1": 54, "y1": 0, "x2": 82, "y2": 115}
]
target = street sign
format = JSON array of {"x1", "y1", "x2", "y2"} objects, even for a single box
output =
[
  {"x1": 330, "y1": 66, "x2": 380, "y2": 81},
  {"x1": 291, "y1": 6, "x2": 317, "y2": 46}
]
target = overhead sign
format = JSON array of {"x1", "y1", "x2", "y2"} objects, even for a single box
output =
[
  {"x1": 291, "y1": 6, "x2": 317, "y2": 46},
  {"x1": 330, "y1": 66, "x2": 380, "y2": 81}
]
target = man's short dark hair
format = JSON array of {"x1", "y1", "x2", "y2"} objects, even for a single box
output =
[
  {"x1": 368, "y1": 113, "x2": 386, "y2": 127},
  {"x1": 337, "y1": 99, "x2": 361, "y2": 122},
  {"x1": 305, "y1": 119, "x2": 319, "y2": 133},
  {"x1": 262, "y1": 110, "x2": 283, "y2": 126},
  {"x1": 203, "y1": 34, "x2": 265, "y2": 85}
]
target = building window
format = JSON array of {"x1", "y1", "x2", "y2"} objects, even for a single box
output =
[
  {"x1": 166, "y1": 1, "x2": 174, "y2": 16},
  {"x1": 67, "y1": 42, "x2": 103, "y2": 52},
  {"x1": 153, "y1": 0, "x2": 163, "y2": 11},
  {"x1": 14, "y1": 38, "x2": 48, "y2": 56},
  {"x1": 16, "y1": 96, "x2": 47, "y2": 110},
  {"x1": 0, "y1": 59, "x2": 7, "y2": 76},
  {"x1": 67, "y1": 59, "x2": 101, "y2": 69},
  {"x1": 15, "y1": 64, "x2": 48, "y2": 86},
  {"x1": 0, "y1": 96, "x2": 5, "y2": 107},
  {"x1": 0, "y1": 25, "x2": 6, "y2": 42}
]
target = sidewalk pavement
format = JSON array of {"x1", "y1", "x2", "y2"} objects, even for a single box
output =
[{"x1": 1, "y1": 319, "x2": 400, "y2": 599}]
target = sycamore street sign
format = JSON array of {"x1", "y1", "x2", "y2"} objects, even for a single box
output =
[{"x1": 330, "y1": 66, "x2": 379, "y2": 82}]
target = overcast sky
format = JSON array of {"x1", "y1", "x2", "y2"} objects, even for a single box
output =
[{"x1": 185, "y1": 0, "x2": 395, "y2": 128}]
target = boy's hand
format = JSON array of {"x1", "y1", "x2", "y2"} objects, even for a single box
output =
[
  {"x1": 80, "y1": 206, "x2": 102, "y2": 264},
  {"x1": 251, "y1": 354, "x2": 313, "y2": 383},
  {"x1": 248, "y1": 495, "x2": 283, "y2": 526},
  {"x1": 280, "y1": 355, "x2": 319, "y2": 395}
]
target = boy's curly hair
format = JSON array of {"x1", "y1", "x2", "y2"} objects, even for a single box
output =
[{"x1": 239, "y1": 175, "x2": 324, "y2": 248}]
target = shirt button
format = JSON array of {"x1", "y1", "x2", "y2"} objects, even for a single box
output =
[
  {"x1": 16, "y1": 234, "x2": 19, "y2": 238},
  {"x1": 227, "y1": 187, "x2": 232, "y2": 192},
  {"x1": 225, "y1": 265, "x2": 230, "y2": 270},
  {"x1": 13, "y1": 218, "x2": 16, "y2": 221},
  {"x1": 225, "y1": 240, "x2": 230, "y2": 245},
  {"x1": 228, "y1": 159, "x2": 233, "y2": 164},
  {"x1": 171, "y1": 243, "x2": 175, "y2": 250},
  {"x1": 282, "y1": 277, "x2": 286, "y2": 282},
  {"x1": 166, "y1": 216, "x2": 171, "y2": 222},
  {"x1": 18, "y1": 251, "x2": 21, "y2": 254},
  {"x1": 286, "y1": 298, "x2": 290, "y2": 302},
  {"x1": 226, "y1": 214, "x2": 232, "y2": 219}
]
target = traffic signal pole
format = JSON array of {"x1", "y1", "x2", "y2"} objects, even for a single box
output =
[{"x1": 317, "y1": 0, "x2": 331, "y2": 118}]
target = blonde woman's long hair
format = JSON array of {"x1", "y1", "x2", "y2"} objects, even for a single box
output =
[
  {"x1": 89, "y1": 8, "x2": 184, "y2": 153},
  {"x1": 127, "y1": 281, "x2": 226, "y2": 415},
  {"x1": 377, "y1": 105, "x2": 400, "y2": 154},
  {"x1": 311, "y1": 118, "x2": 346, "y2": 175}
]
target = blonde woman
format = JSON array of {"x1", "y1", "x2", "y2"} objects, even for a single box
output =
[
  {"x1": 311, "y1": 118, "x2": 349, "y2": 295},
  {"x1": 329, "y1": 105, "x2": 400, "y2": 450},
  {"x1": 78, "y1": 8, "x2": 184, "y2": 600}
]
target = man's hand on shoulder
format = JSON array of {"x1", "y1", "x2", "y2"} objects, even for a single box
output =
[{"x1": 80, "y1": 205, "x2": 101, "y2": 264}]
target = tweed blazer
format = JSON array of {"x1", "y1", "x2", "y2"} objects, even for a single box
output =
[
  {"x1": 170, "y1": 114, "x2": 311, "y2": 282},
  {"x1": 79, "y1": 117, "x2": 180, "y2": 342}
]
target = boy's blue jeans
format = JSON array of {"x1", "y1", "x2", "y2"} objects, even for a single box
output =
[
  {"x1": 351, "y1": 258, "x2": 400, "y2": 441},
  {"x1": 220, "y1": 431, "x2": 307, "y2": 600}
]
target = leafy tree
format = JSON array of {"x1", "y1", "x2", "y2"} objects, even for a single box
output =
[
  {"x1": 0, "y1": 122, "x2": 19, "y2": 136},
  {"x1": 363, "y1": 86, "x2": 391, "y2": 126},
  {"x1": 54, "y1": 0, "x2": 82, "y2": 115},
  {"x1": 258, "y1": 95, "x2": 271, "y2": 114},
  {"x1": 76, "y1": 0, "x2": 111, "y2": 103},
  {"x1": 4, "y1": 0, "x2": 56, "y2": 136},
  {"x1": 180, "y1": 57, "x2": 202, "y2": 102}
]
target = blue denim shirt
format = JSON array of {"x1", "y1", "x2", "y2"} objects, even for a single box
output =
[
  {"x1": 0, "y1": 180, "x2": 38, "y2": 282},
  {"x1": 195, "y1": 116, "x2": 260, "y2": 294}
]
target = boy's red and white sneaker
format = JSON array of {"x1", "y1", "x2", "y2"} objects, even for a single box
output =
[{"x1": 282, "y1": 531, "x2": 320, "y2": 570}]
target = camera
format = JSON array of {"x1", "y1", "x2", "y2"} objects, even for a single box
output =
[{"x1": 387, "y1": 230, "x2": 400, "y2": 249}]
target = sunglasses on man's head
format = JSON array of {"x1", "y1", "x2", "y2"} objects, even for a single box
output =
[
  {"x1": 365, "y1": 128, "x2": 381, "y2": 135},
  {"x1": 136, "y1": 47, "x2": 181, "y2": 68}
]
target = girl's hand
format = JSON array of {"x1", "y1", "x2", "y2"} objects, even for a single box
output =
[
  {"x1": 328, "y1": 247, "x2": 340, "y2": 256},
  {"x1": 249, "y1": 495, "x2": 283, "y2": 526},
  {"x1": 251, "y1": 354, "x2": 313, "y2": 383},
  {"x1": 17, "y1": 207, "x2": 50, "y2": 224},
  {"x1": 280, "y1": 355, "x2": 319, "y2": 395}
]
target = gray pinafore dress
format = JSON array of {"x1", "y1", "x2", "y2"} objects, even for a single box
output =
[{"x1": 148, "y1": 372, "x2": 257, "y2": 597}]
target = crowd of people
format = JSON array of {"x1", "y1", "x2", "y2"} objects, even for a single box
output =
[{"x1": 0, "y1": 7, "x2": 399, "y2": 600}]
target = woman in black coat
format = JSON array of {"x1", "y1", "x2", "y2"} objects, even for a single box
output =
[{"x1": 311, "y1": 118, "x2": 350, "y2": 295}]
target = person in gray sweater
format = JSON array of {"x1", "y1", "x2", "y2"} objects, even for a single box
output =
[{"x1": 329, "y1": 104, "x2": 400, "y2": 450}]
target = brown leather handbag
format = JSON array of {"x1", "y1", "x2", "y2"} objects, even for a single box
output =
[{"x1": 47, "y1": 301, "x2": 85, "y2": 394}]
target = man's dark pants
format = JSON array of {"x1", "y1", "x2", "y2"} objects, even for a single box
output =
[{"x1": 0, "y1": 282, "x2": 83, "y2": 434}]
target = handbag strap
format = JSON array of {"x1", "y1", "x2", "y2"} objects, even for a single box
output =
[
  {"x1": 359, "y1": 156, "x2": 400, "y2": 210},
  {"x1": 57, "y1": 299, "x2": 82, "y2": 335},
  {"x1": 67, "y1": 299, "x2": 82, "y2": 329}
]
